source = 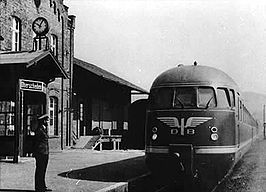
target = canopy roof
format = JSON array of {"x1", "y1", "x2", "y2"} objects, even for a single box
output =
[
  {"x1": 0, "y1": 50, "x2": 68, "y2": 82},
  {"x1": 74, "y1": 58, "x2": 148, "y2": 94}
]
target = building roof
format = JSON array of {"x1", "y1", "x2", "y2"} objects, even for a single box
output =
[
  {"x1": 74, "y1": 58, "x2": 148, "y2": 94},
  {"x1": 0, "y1": 50, "x2": 68, "y2": 79}
]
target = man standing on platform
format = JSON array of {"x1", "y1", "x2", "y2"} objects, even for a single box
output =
[{"x1": 33, "y1": 114, "x2": 52, "y2": 192}]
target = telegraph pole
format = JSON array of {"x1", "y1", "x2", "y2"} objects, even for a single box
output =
[{"x1": 263, "y1": 105, "x2": 266, "y2": 139}]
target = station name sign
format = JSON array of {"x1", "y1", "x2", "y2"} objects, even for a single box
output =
[{"x1": 19, "y1": 79, "x2": 47, "y2": 93}]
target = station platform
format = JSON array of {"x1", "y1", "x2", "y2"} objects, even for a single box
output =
[{"x1": 0, "y1": 149, "x2": 148, "y2": 192}]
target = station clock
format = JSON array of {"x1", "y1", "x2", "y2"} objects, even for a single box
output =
[{"x1": 32, "y1": 17, "x2": 49, "y2": 36}]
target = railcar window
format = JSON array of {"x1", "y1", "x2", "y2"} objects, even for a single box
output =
[
  {"x1": 237, "y1": 93, "x2": 240, "y2": 120},
  {"x1": 150, "y1": 87, "x2": 222, "y2": 109},
  {"x1": 150, "y1": 88, "x2": 173, "y2": 109},
  {"x1": 229, "y1": 89, "x2": 235, "y2": 107},
  {"x1": 173, "y1": 87, "x2": 196, "y2": 108},
  {"x1": 198, "y1": 87, "x2": 216, "y2": 108},
  {"x1": 217, "y1": 88, "x2": 230, "y2": 108}
]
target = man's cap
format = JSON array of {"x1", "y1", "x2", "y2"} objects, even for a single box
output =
[{"x1": 38, "y1": 114, "x2": 49, "y2": 120}]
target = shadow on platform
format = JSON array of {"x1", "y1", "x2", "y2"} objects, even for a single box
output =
[
  {"x1": 0, "y1": 190, "x2": 35, "y2": 192},
  {"x1": 58, "y1": 156, "x2": 148, "y2": 182}
]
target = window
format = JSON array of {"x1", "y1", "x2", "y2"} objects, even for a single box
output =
[
  {"x1": 80, "y1": 103, "x2": 83, "y2": 121},
  {"x1": 236, "y1": 92, "x2": 241, "y2": 120},
  {"x1": 49, "y1": 97, "x2": 58, "y2": 135},
  {"x1": 53, "y1": 2, "x2": 56, "y2": 14},
  {"x1": 173, "y1": 87, "x2": 196, "y2": 108},
  {"x1": 57, "y1": 9, "x2": 60, "y2": 22},
  {"x1": 217, "y1": 88, "x2": 230, "y2": 108},
  {"x1": 11, "y1": 17, "x2": 21, "y2": 51},
  {"x1": 150, "y1": 86, "x2": 233, "y2": 109},
  {"x1": 229, "y1": 89, "x2": 235, "y2": 107},
  {"x1": 150, "y1": 88, "x2": 173, "y2": 109},
  {"x1": 0, "y1": 101, "x2": 15, "y2": 136},
  {"x1": 150, "y1": 87, "x2": 197, "y2": 109},
  {"x1": 240, "y1": 100, "x2": 243, "y2": 121},
  {"x1": 26, "y1": 104, "x2": 42, "y2": 136},
  {"x1": 198, "y1": 87, "x2": 216, "y2": 108},
  {"x1": 50, "y1": 34, "x2": 58, "y2": 57}
]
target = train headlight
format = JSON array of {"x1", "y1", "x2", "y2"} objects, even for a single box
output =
[
  {"x1": 152, "y1": 127, "x2": 158, "y2": 133},
  {"x1": 211, "y1": 127, "x2": 218, "y2": 133},
  {"x1": 211, "y1": 133, "x2": 219, "y2": 141},
  {"x1": 152, "y1": 134, "x2": 158, "y2": 140}
]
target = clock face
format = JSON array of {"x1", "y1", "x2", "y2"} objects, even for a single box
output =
[{"x1": 32, "y1": 17, "x2": 49, "y2": 36}]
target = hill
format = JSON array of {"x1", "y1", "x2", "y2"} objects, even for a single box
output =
[{"x1": 243, "y1": 91, "x2": 266, "y2": 127}]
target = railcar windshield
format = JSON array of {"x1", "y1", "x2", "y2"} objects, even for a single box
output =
[{"x1": 149, "y1": 86, "x2": 216, "y2": 109}]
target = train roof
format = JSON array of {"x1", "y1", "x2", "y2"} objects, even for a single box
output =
[{"x1": 151, "y1": 64, "x2": 239, "y2": 91}]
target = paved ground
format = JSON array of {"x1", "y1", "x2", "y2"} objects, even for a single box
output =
[
  {"x1": 215, "y1": 138, "x2": 266, "y2": 192},
  {"x1": 0, "y1": 149, "x2": 148, "y2": 192},
  {"x1": 3, "y1": 140, "x2": 266, "y2": 192}
]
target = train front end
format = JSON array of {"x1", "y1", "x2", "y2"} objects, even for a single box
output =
[{"x1": 145, "y1": 65, "x2": 239, "y2": 188}]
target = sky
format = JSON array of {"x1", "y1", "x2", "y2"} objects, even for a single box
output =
[{"x1": 64, "y1": 0, "x2": 266, "y2": 94}]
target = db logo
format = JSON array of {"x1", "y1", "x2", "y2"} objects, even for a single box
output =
[{"x1": 157, "y1": 117, "x2": 212, "y2": 136}]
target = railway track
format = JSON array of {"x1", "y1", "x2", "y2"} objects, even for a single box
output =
[
  {"x1": 130, "y1": 173, "x2": 223, "y2": 192},
  {"x1": 129, "y1": 173, "x2": 185, "y2": 192}
]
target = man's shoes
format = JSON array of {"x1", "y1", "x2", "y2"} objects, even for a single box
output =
[{"x1": 35, "y1": 187, "x2": 52, "y2": 191}]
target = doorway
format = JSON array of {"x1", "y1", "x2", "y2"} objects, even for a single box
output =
[{"x1": 23, "y1": 91, "x2": 46, "y2": 156}]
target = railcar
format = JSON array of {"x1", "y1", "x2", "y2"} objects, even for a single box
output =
[{"x1": 145, "y1": 63, "x2": 259, "y2": 191}]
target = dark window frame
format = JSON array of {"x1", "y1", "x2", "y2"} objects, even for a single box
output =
[
  {"x1": 216, "y1": 87, "x2": 231, "y2": 109},
  {"x1": 11, "y1": 16, "x2": 22, "y2": 51},
  {"x1": 49, "y1": 96, "x2": 59, "y2": 136},
  {"x1": 149, "y1": 86, "x2": 217, "y2": 109}
]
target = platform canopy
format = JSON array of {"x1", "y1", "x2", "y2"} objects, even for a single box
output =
[{"x1": 0, "y1": 50, "x2": 68, "y2": 83}]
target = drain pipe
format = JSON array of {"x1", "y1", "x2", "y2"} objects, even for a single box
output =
[{"x1": 60, "y1": 16, "x2": 65, "y2": 150}]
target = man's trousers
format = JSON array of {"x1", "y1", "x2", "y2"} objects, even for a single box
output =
[{"x1": 34, "y1": 154, "x2": 49, "y2": 191}]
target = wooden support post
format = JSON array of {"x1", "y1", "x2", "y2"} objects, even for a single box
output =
[{"x1": 14, "y1": 80, "x2": 21, "y2": 163}]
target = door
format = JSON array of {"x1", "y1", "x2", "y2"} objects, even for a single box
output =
[{"x1": 23, "y1": 91, "x2": 46, "y2": 156}]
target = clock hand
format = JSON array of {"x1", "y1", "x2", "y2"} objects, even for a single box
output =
[{"x1": 35, "y1": 23, "x2": 41, "y2": 27}]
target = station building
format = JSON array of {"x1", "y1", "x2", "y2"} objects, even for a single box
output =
[
  {"x1": 0, "y1": 0, "x2": 75, "y2": 162},
  {"x1": 0, "y1": 0, "x2": 148, "y2": 161}
]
